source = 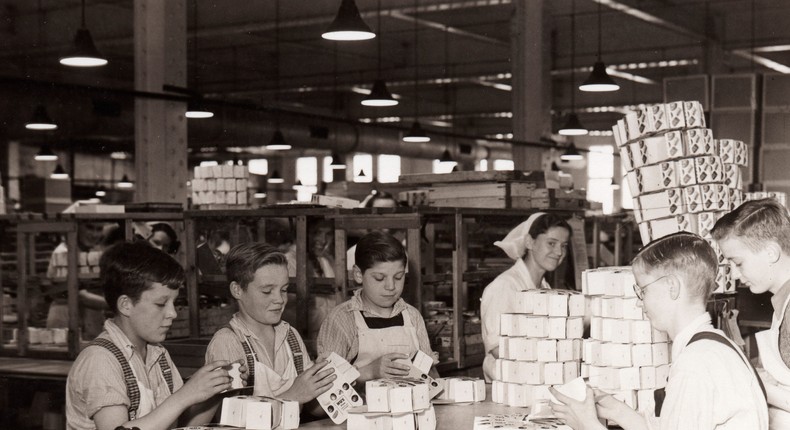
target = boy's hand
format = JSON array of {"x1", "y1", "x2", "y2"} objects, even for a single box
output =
[
  {"x1": 549, "y1": 386, "x2": 607, "y2": 430},
  {"x1": 180, "y1": 360, "x2": 234, "y2": 404},
  {"x1": 364, "y1": 352, "x2": 411, "y2": 379},
  {"x1": 282, "y1": 358, "x2": 337, "y2": 405}
]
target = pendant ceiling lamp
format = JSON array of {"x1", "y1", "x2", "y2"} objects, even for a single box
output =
[
  {"x1": 439, "y1": 148, "x2": 456, "y2": 164},
  {"x1": 26, "y1": 105, "x2": 58, "y2": 130},
  {"x1": 438, "y1": 26, "x2": 457, "y2": 170},
  {"x1": 186, "y1": 0, "x2": 213, "y2": 119},
  {"x1": 403, "y1": 0, "x2": 430, "y2": 143},
  {"x1": 560, "y1": 142, "x2": 584, "y2": 161},
  {"x1": 559, "y1": 0, "x2": 588, "y2": 136},
  {"x1": 362, "y1": 0, "x2": 397, "y2": 107},
  {"x1": 95, "y1": 186, "x2": 107, "y2": 197},
  {"x1": 50, "y1": 164, "x2": 69, "y2": 179},
  {"x1": 322, "y1": 0, "x2": 375, "y2": 41},
  {"x1": 35, "y1": 144, "x2": 58, "y2": 161},
  {"x1": 117, "y1": 174, "x2": 134, "y2": 188},
  {"x1": 59, "y1": 0, "x2": 107, "y2": 67},
  {"x1": 579, "y1": 1, "x2": 619, "y2": 92},
  {"x1": 267, "y1": 170, "x2": 284, "y2": 184},
  {"x1": 266, "y1": 0, "x2": 291, "y2": 151}
]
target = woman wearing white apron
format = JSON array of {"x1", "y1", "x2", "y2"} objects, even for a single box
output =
[
  {"x1": 481, "y1": 212, "x2": 572, "y2": 381},
  {"x1": 318, "y1": 231, "x2": 438, "y2": 383},
  {"x1": 712, "y1": 198, "x2": 790, "y2": 429}
]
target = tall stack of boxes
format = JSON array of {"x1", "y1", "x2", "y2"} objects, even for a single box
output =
[
  {"x1": 582, "y1": 267, "x2": 670, "y2": 415},
  {"x1": 191, "y1": 164, "x2": 249, "y2": 207},
  {"x1": 491, "y1": 289, "x2": 585, "y2": 407},
  {"x1": 614, "y1": 101, "x2": 748, "y2": 294}
]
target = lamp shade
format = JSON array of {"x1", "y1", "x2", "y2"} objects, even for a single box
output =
[
  {"x1": 59, "y1": 28, "x2": 108, "y2": 67},
  {"x1": 361, "y1": 79, "x2": 398, "y2": 106},
  {"x1": 560, "y1": 142, "x2": 584, "y2": 161},
  {"x1": 439, "y1": 149, "x2": 454, "y2": 163},
  {"x1": 26, "y1": 105, "x2": 58, "y2": 130},
  {"x1": 34, "y1": 144, "x2": 58, "y2": 161},
  {"x1": 117, "y1": 174, "x2": 134, "y2": 188},
  {"x1": 579, "y1": 61, "x2": 620, "y2": 92},
  {"x1": 265, "y1": 129, "x2": 291, "y2": 151},
  {"x1": 185, "y1": 99, "x2": 214, "y2": 118},
  {"x1": 558, "y1": 113, "x2": 588, "y2": 136},
  {"x1": 322, "y1": 0, "x2": 375, "y2": 41},
  {"x1": 50, "y1": 164, "x2": 69, "y2": 179},
  {"x1": 95, "y1": 186, "x2": 107, "y2": 197},
  {"x1": 267, "y1": 170, "x2": 284, "y2": 184},
  {"x1": 403, "y1": 120, "x2": 430, "y2": 142},
  {"x1": 330, "y1": 152, "x2": 346, "y2": 169}
]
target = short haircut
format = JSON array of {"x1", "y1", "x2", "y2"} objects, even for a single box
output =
[
  {"x1": 150, "y1": 222, "x2": 180, "y2": 254},
  {"x1": 712, "y1": 198, "x2": 790, "y2": 254},
  {"x1": 101, "y1": 241, "x2": 185, "y2": 316},
  {"x1": 355, "y1": 231, "x2": 407, "y2": 272},
  {"x1": 225, "y1": 242, "x2": 288, "y2": 290},
  {"x1": 631, "y1": 232, "x2": 717, "y2": 300},
  {"x1": 528, "y1": 213, "x2": 572, "y2": 239}
]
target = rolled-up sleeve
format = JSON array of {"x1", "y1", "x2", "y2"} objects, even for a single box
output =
[
  {"x1": 481, "y1": 281, "x2": 507, "y2": 354},
  {"x1": 317, "y1": 307, "x2": 356, "y2": 362}
]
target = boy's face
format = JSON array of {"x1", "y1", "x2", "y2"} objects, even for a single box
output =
[
  {"x1": 355, "y1": 260, "x2": 406, "y2": 313},
  {"x1": 526, "y1": 227, "x2": 570, "y2": 272},
  {"x1": 127, "y1": 282, "x2": 179, "y2": 345},
  {"x1": 633, "y1": 267, "x2": 673, "y2": 332},
  {"x1": 236, "y1": 264, "x2": 289, "y2": 326},
  {"x1": 717, "y1": 236, "x2": 774, "y2": 294}
]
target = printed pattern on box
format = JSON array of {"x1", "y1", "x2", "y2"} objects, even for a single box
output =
[
  {"x1": 315, "y1": 353, "x2": 364, "y2": 424},
  {"x1": 192, "y1": 164, "x2": 250, "y2": 208}
]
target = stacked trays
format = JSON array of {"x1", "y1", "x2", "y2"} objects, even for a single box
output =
[
  {"x1": 745, "y1": 191, "x2": 788, "y2": 209},
  {"x1": 613, "y1": 101, "x2": 748, "y2": 294},
  {"x1": 491, "y1": 289, "x2": 585, "y2": 407},
  {"x1": 582, "y1": 267, "x2": 670, "y2": 415}
]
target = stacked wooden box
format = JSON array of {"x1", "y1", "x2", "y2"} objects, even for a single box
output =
[
  {"x1": 582, "y1": 267, "x2": 670, "y2": 415},
  {"x1": 491, "y1": 289, "x2": 585, "y2": 407},
  {"x1": 614, "y1": 101, "x2": 748, "y2": 293},
  {"x1": 191, "y1": 165, "x2": 249, "y2": 207}
]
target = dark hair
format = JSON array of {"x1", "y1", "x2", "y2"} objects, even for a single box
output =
[
  {"x1": 150, "y1": 223, "x2": 180, "y2": 254},
  {"x1": 360, "y1": 190, "x2": 399, "y2": 208},
  {"x1": 631, "y1": 232, "x2": 717, "y2": 300},
  {"x1": 528, "y1": 213, "x2": 572, "y2": 239},
  {"x1": 101, "y1": 241, "x2": 185, "y2": 316},
  {"x1": 225, "y1": 242, "x2": 288, "y2": 290},
  {"x1": 355, "y1": 231, "x2": 407, "y2": 272},
  {"x1": 712, "y1": 198, "x2": 790, "y2": 254}
]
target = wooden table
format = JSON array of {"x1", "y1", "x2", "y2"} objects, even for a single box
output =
[{"x1": 0, "y1": 356, "x2": 72, "y2": 380}]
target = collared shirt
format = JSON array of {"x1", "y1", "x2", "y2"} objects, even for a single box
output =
[
  {"x1": 317, "y1": 290, "x2": 433, "y2": 363},
  {"x1": 649, "y1": 312, "x2": 768, "y2": 430},
  {"x1": 66, "y1": 319, "x2": 183, "y2": 430},
  {"x1": 205, "y1": 314, "x2": 313, "y2": 397},
  {"x1": 771, "y1": 279, "x2": 790, "y2": 368}
]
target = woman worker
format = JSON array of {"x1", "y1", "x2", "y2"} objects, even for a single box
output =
[{"x1": 480, "y1": 212, "x2": 571, "y2": 381}]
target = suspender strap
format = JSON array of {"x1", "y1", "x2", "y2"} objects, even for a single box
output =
[
  {"x1": 157, "y1": 353, "x2": 174, "y2": 394},
  {"x1": 687, "y1": 331, "x2": 767, "y2": 400},
  {"x1": 90, "y1": 338, "x2": 139, "y2": 421},
  {"x1": 286, "y1": 327, "x2": 305, "y2": 375},
  {"x1": 240, "y1": 336, "x2": 257, "y2": 387}
]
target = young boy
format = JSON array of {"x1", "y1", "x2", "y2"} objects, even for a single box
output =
[
  {"x1": 318, "y1": 231, "x2": 437, "y2": 383},
  {"x1": 550, "y1": 232, "x2": 768, "y2": 430},
  {"x1": 66, "y1": 241, "x2": 237, "y2": 430},
  {"x1": 712, "y1": 198, "x2": 790, "y2": 428},
  {"x1": 196, "y1": 242, "x2": 336, "y2": 420}
]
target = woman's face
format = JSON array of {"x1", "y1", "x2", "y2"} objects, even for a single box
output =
[
  {"x1": 355, "y1": 260, "x2": 406, "y2": 314},
  {"x1": 310, "y1": 226, "x2": 333, "y2": 256},
  {"x1": 149, "y1": 231, "x2": 173, "y2": 254},
  {"x1": 526, "y1": 226, "x2": 570, "y2": 272}
]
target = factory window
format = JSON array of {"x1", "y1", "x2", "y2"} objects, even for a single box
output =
[
  {"x1": 322, "y1": 156, "x2": 334, "y2": 183},
  {"x1": 478, "y1": 159, "x2": 488, "y2": 171},
  {"x1": 493, "y1": 159, "x2": 514, "y2": 171},
  {"x1": 587, "y1": 145, "x2": 615, "y2": 214},
  {"x1": 377, "y1": 155, "x2": 401, "y2": 183},
  {"x1": 353, "y1": 154, "x2": 373, "y2": 183},
  {"x1": 248, "y1": 159, "x2": 268, "y2": 176},
  {"x1": 295, "y1": 157, "x2": 318, "y2": 202},
  {"x1": 432, "y1": 159, "x2": 455, "y2": 174}
]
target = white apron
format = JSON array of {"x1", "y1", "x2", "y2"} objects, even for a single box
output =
[
  {"x1": 129, "y1": 364, "x2": 156, "y2": 419},
  {"x1": 353, "y1": 310, "x2": 420, "y2": 369},
  {"x1": 251, "y1": 340, "x2": 298, "y2": 398},
  {"x1": 756, "y1": 293, "x2": 790, "y2": 429}
]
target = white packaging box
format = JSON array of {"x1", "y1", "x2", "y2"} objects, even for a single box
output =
[
  {"x1": 729, "y1": 188, "x2": 744, "y2": 209},
  {"x1": 583, "y1": 339, "x2": 602, "y2": 365},
  {"x1": 222, "y1": 178, "x2": 235, "y2": 193},
  {"x1": 683, "y1": 128, "x2": 716, "y2": 156},
  {"x1": 346, "y1": 411, "x2": 388, "y2": 430},
  {"x1": 639, "y1": 366, "x2": 657, "y2": 389},
  {"x1": 612, "y1": 390, "x2": 638, "y2": 409},
  {"x1": 206, "y1": 178, "x2": 217, "y2": 191},
  {"x1": 548, "y1": 292, "x2": 569, "y2": 317},
  {"x1": 501, "y1": 314, "x2": 547, "y2": 337},
  {"x1": 637, "y1": 389, "x2": 658, "y2": 414},
  {"x1": 536, "y1": 339, "x2": 557, "y2": 362},
  {"x1": 637, "y1": 104, "x2": 672, "y2": 137},
  {"x1": 514, "y1": 291, "x2": 535, "y2": 314},
  {"x1": 665, "y1": 101, "x2": 686, "y2": 130},
  {"x1": 656, "y1": 364, "x2": 670, "y2": 388},
  {"x1": 210, "y1": 165, "x2": 223, "y2": 178},
  {"x1": 627, "y1": 161, "x2": 680, "y2": 196},
  {"x1": 221, "y1": 164, "x2": 234, "y2": 178},
  {"x1": 236, "y1": 178, "x2": 247, "y2": 192},
  {"x1": 601, "y1": 297, "x2": 623, "y2": 319},
  {"x1": 77, "y1": 252, "x2": 88, "y2": 266},
  {"x1": 718, "y1": 139, "x2": 748, "y2": 167},
  {"x1": 215, "y1": 191, "x2": 227, "y2": 204},
  {"x1": 505, "y1": 383, "x2": 529, "y2": 407},
  {"x1": 624, "y1": 111, "x2": 641, "y2": 143},
  {"x1": 632, "y1": 130, "x2": 686, "y2": 167},
  {"x1": 567, "y1": 291, "x2": 585, "y2": 316},
  {"x1": 87, "y1": 251, "x2": 102, "y2": 266},
  {"x1": 614, "y1": 119, "x2": 628, "y2": 147},
  {"x1": 619, "y1": 367, "x2": 641, "y2": 390},
  {"x1": 677, "y1": 157, "x2": 699, "y2": 187},
  {"x1": 714, "y1": 264, "x2": 735, "y2": 294},
  {"x1": 53, "y1": 250, "x2": 67, "y2": 267},
  {"x1": 631, "y1": 344, "x2": 653, "y2": 367},
  {"x1": 192, "y1": 178, "x2": 205, "y2": 191},
  {"x1": 406, "y1": 380, "x2": 431, "y2": 411},
  {"x1": 417, "y1": 406, "x2": 437, "y2": 430},
  {"x1": 247, "y1": 398, "x2": 299, "y2": 430},
  {"x1": 613, "y1": 319, "x2": 632, "y2": 343},
  {"x1": 723, "y1": 163, "x2": 742, "y2": 190},
  {"x1": 317, "y1": 353, "x2": 363, "y2": 424},
  {"x1": 548, "y1": 318, "x2": 568, "y2": 339},
  {"x1": 683, "y1": 101, "x2": 706, "y2": 129},
  {"x1": 441, "y1": 378, "x2": 485, "y2": 403},
  {"x1": 491, "y1": 380, "x2": 504, "y2": 404},
  {"x1": 227, "y1": 191, "x2": 238, "y2": 205},
  {"x1": 566, "y1": 317, "x2": 585, "y2": 339},
  {"x1": 557, "y1": 339, "x2": 582, "y2": 362},
  {"x1": 652, "y1": 343, "x2": 670, "y2": 366},
  {"x1": 532, "y1": 290, "x2": 550, "y2": 315},
  {"x1": 216, "y1": 178, "x2": 226, "y2": 191},
  {"x1": 700, "y1": 183, "x2": 730, "y2": 212},
  {"x1": 193, "y1": 166, "x2": 204, "y2": 179},
  {"x1": 505, "y1": 337, "x2": 538, "y2": 361},
  {"x1": 652, "y1": 328, "x2": 669, "y2": 343},
  {"x1": 411, "y1": 350, "x2": 434, "y2": 374},
  {"x1": 581, "y1": 363, "x2": 589, "y2": 378},
  {"x1": 220, "y1": 396, "x2": 253, "y2": 428},
  {"x1": 601, "y1": 318, "x2": 616, "y2": 342},
  {"x1": 78, "y1": 266, "x2": 91, "y2": 275},
  {"x1": 590, "y1": 317, "x2": 603, "y2": 341},
  {"x1": 589, "y1": 366, "x2": 620, "y2": 390},
  {"x1": 620, "y1": 145, "x2": 634, "y2": 172},
  {"x1": 697, "y1": 211, "x2": 723, "y2": 239},
  {"x1": 544, "y1": 362, "x2": 579, "y2": 385},
  {"x1": 638, "y1": 188, "x2": 686, "y2": 221},
  {"x1": 237, "y1": 191, "x2": 248, "y2": 205},
  {"x1": 234, "y1": 164, "x2": 247, "y2": 178},
  {"x1": 693, "y1": 155, "x2": 724, "y2": 184},
  {"x1": 683, "y1": 185, "x2": 704, "y2": 213},
  {"x1": 590, "y1": 297, "x2": 603, "y2": 317},
  {"x1": 621, "y1": 298, "x2": 645, "y2": 320},
  {"x1": 639, "y1": 214, "x2": 696, "y2": 245},
  {"x1": 603, "y1": 342, "x2": 632, "y2": 367},
  {"x1": 391, "y1": 414, "x2": 416, "y2": 430}
]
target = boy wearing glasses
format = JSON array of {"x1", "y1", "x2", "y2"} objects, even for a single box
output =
[
  {"x1": 550, "y1": 232, "x2": 768, "y2": 430},
  {"x1": 712, "y1": 198, "x2": 790, "y2": 428}
]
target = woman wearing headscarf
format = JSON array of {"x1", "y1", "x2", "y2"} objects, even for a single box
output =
[{"x1": 480, "y1": 212, "x2": 572, "y2": 381}]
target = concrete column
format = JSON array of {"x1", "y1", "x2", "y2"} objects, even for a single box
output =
[
  {"x1": 511, "y1": 0, "x2": 549, "y2": 171},
  {"x1": 134, "y1": 0, "x2": 187, "y2": 204}
]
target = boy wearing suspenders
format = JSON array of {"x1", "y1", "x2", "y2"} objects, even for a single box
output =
[
  {"x1": 193, "y1": 242, "x2": 336, "y2": 422},
  {"x1": 66, "y1": 242, "x2": 237, "y2": 430},
  {"x1": 550, "y1": 232, "x2": 768, "y2": 430}
]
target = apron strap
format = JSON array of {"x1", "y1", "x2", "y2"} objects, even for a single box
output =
[
  {"x1": 286, "y1": 327, "x2": 305, "y2": 375},
  {"x1": 89, "y1": 338, "x2": 139, "y2": 421},
  {"x1": 687, "y1": 331, "x2": 767, "y2": 400}
]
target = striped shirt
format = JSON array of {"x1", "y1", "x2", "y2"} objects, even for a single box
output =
[
  {"x1": 66, "y1": 320, "x2": 183, "y2": 430},
  {"x1": 317, "y1": 290, "x2": 434, "y2": 363}
]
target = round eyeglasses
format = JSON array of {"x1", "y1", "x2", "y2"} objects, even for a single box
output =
[{"x1": 633, "y1": 274, "x2": 670, "y2": 300}]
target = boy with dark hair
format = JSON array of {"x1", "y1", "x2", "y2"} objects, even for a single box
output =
[
  {"x1": 196, "y1": 242, "x2": 335, "y2": 421},
  {"x1": 712, "y1": 198, "x2": 790, "y2": 428},
  {"x1": 551, "y1": 232, "x2": 768, "y2": 430},
  {"x1": 66, "y1": 241, "x2": 237, "y2": 430}
]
